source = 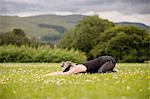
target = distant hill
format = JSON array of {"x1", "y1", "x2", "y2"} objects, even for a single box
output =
[
  {"x1": 0, "y1": 15, "x2": 84, "y2": 43},
  {"x1": 0, "y1": 15, "x2": 149, "y2": 43},
  {"x1": 116, "y1": 22, "x2": 150, "y2": 30}
]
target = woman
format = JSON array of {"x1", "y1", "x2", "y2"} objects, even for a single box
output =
[{"x1": 46, "y1": 56, "x2": 116, "y2": 76}]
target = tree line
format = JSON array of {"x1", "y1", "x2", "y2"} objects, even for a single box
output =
[
  {"x1": 57, "y1": 16, "x2": 150, "y2": 62},
  {"x1": 0, "y1": 29, "x2": 86, "y2": 63},
  {"x1": 0, "y1": 16, "x2": 149, "y2": 62},
  {"x1": 0, "y1": 28, "x2": 52, "y2": 47}
]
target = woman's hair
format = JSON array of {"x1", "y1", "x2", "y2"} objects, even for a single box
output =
[
  {"x1": 63, "y1": 65, "x2": 72, "y2": 72},
  {"x1": 61, "y1": 61, "x2": 73, "y2": 72}
]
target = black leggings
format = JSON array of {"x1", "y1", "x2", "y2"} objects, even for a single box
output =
[{"x1": 98, "y1": 60, "x2": 116, "y2": 73}]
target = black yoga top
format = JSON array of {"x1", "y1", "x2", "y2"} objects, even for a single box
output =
[{"x1": 81, "y1": 56, "x2": 116, "y2": 74}]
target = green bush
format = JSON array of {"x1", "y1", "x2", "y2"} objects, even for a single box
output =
[
  {"x1": 91, "y1": 26, "x2": 150, "y2": 62},
  {"x1": 0, "y1": 45, "x2": 87, "y2": 63}
]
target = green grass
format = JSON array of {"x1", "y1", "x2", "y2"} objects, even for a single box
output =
[{"x1": 0, "y1": 63, "x2": 149, "y2": 99}]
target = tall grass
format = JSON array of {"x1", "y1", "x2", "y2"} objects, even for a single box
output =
[{"x1": 0, "y1": 45, "x2": 87, "y2": 63}]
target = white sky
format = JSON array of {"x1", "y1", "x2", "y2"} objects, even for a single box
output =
[{"x1": 1, "y1": 0, "x2": 150, "y2": 25}]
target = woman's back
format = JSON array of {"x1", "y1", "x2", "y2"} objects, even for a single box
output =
[{"x1": 82, "y1": 56, "x2": 116, "y2": 73}]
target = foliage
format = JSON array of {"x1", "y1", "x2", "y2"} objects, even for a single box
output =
[
  {"x1": 57, "y1": 16, "x2": 114, "y2": 59},
  {"x1": 58, "y1": 16, "x2": 149, "y2": 62},
  {"x1": 0, "y1": 28, "x2": 41, "y2": 47},
  {"x1": 0, "y1": 45, "x2": 86, "y2": 63},
  {"x1": 0, "y1": 63, "x2": 149, "y2": 99},
  {"x1": 91, "y1": 26, "x2": 150, "y2": 62},
  {"x1": 1, "y1": 15, "x2": 150, "y2": 44}
]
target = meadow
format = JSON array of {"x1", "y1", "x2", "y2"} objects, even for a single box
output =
[{"x1": 0, "y1": 63, "x2": 149, "y2": 99}]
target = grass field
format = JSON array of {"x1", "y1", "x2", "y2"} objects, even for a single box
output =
[{"x1": 0, "y1": 63, "x2": 149, "y2": 99}]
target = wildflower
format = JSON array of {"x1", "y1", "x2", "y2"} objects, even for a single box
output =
[{"x1": 126, "y1": 86, "x2": 131, "y2": 90}]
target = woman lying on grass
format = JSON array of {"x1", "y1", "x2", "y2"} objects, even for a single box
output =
[{"x1": 46, "y1": 56, "x2": 117, "y2": 76}]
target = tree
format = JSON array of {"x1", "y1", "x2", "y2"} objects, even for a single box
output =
[
  {"x1": 12, "y1": 28, "x2": 26, "y2": 37},
  {"x1": 90, "y1": 26, "x2": 150, "y2": 62},
  {"x1": 57, "y1": 16, "x2": 115, "y2": 59},
  {"x1": 58, "y1": 16, "x2": 149, "y2": 62},
  {"x1": 0, "y1": 28, "x2": 40, "y2": 47}
]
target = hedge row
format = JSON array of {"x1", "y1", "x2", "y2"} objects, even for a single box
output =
[{"x1": 0, "y1": 45, "x2": 87, "y2": 63}]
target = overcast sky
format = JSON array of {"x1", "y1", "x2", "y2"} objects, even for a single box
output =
[{"x1": 1, "y1": 0, "x2": 150, "y2": 25}]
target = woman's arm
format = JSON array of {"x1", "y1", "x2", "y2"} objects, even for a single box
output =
[
  {"x1": 45, "y1": 67, "x2": 78, "y2": 76},
  {"x1": 45, "y1": 64, "x2": 87, "y2": 76}
]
